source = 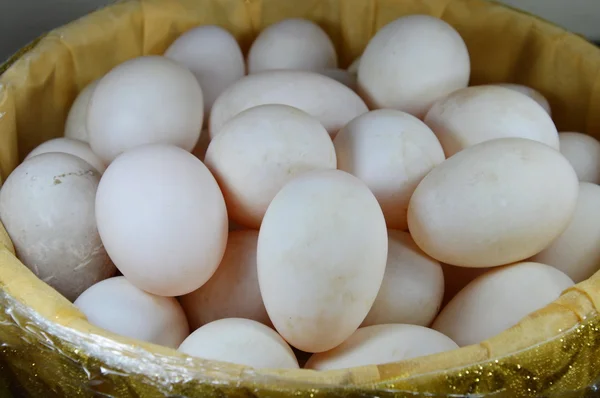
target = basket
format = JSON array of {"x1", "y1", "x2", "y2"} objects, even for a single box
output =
[{"x1": 2, "y1": 0, "x2": 600, "y2": 396}]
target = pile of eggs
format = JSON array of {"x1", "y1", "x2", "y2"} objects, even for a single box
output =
[{"x1": 2, "y1": 14, "x2": 600, "y2": 371}]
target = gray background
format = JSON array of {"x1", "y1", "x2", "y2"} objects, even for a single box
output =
[{"x1": 1, "y1": 0, "x2": 599, "y2": 62}]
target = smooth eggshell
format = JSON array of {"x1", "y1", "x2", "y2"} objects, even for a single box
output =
[
  {"x1": 305, "y1": 324, "x2": 458, "y2": 370},
  {"x1": 88, "y1": 56, "x2": 203, "y2": 163},
  {"x1": 95, "y1": 144, "x2": 228, "y2": 297},
  {"x1": 165, "y1": 25, "x2": 245, "y2": 117},
  {"x1": 334, "y1": 109, "x2": 445, "y2": 230},
  {"x1": 358, "y1": 15, "x2": 470, "y2": 118},
  {"x1": 0, "y1": 153, "x2": 114, "y2": 301},
  {"x1": 179, "y1": 230, "x2": 270, "y2": 330},
  {"x1": 178, "y1": 318, "x2": 299, "y2": 369},
  {"x1": 25, "y1": 137, "x2": 106, "y2": 174},
  {"x1": 532, "y1": 182, "x2": 600, "y2": 282},
  {"x1": 257, "y1": 169, "x2": 388, "y2": 353},
  {"x1": 64, "y1": 79, "x2": 99, "y2": 143},
  {"x1": 209, "y1": 70, "x2": 368, "y2": 138},
  {"x1": 205, "y1": 104, "x2": 336, "y2": 228},
  {"x1": 247, "y1": 18, "x2": 337, "y2": 73},
  {"x1": 408, "y1": 138, "x2": 579, "y2": 268},
  {"x1": 424, "y1": 85, "x2": 559, "y2": 157},
  {"x1": 318, "y1": 68, "x2": 357, "y2": 90},
  {"x1": 559, "y1": 132, "x2": 600, "y2": 184},
  {"x1": 362, "y1": 230, "x2": 444, "y2": 327},
  {"x1": 75, "y1": 276, "x2": 189, "y2": 348},
  {"x1": 432, "y1": 262, "x2": 574, "y2": 346},
  {"x1": 495, "y1": 83, "x2": 551, "y2": 115}
]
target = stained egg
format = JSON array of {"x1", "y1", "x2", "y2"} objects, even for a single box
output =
[
  {"x1": 0, "y1": 153, "x2": 114, "y2": 301},
  {"x1": 408, "y1": 138, "x2": 578, "y2": 268},
  {"x1": 257, "y1": 169, "x2": 387, "y2": 353}
]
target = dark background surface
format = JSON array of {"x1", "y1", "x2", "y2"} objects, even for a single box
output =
[{"x1": 1, "y1": 0, "x2": 600, "y2": 63}]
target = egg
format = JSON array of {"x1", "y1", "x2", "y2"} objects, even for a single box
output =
[
  {"x1": 64, "y1": 79, "x2": 99, "y2": 143},
  {"x1": 178, "y1": 318, "x2": 299, "y2": 369},
  {"x1": 495, "y1": 83, "x2": 551, "y2": 115},
  {"x1": 358, "y1": 15, "x2": 470, "y2": 118},
  {"x1": 0, "y1": 153, "x2": 114, "y2": 301},
  {"x1": 164, "y1": 25, "x2": 245, "y2": 117},
  {"x1": 75, "y1": 276, "x2": 188, "y2": 348},
  {"x1": 95, "y1": 144, "x2": 228, "y2": 297},
  {"x1": 362, "y1": 230, "x2": 444, "y2": 327},
  {"x1": 408, "y1": 138, "x2": 579, "y2": 268},
  {"x1": 25, "y1": 137, "x2": 106, "y2": 174},
  {"x1": 205, "y1": 104, "x2": 336, "y2": 228},
  {"x1": 559, "y1": 132, "x2": 600, "y2": 184},
  {"x1": 531, "y1": 182, "x2": 600, "y2": 282},
  {"x1": 305, "y1": 324, "x2": 458, "y2": 370},
  {"x1": 317, "y1": 68, "x2": 357, "y2": 90},
  {"x1": 347, "y1": 56, "x2": 361, "y2": 75},
  {"x1": 247, "y1": 18, "x2": 337, "y2": 73},
  {"x1": 209, "y1": 70, "x2": 368, "y2": 138},
  {"x1": 88, "y1": 56, "x2": 203, "y2": 164},
  {"x1": 334, "y1": 109, "x2": 445, "y2": 230},
  {"x1": 179, "y1": 230, "x2": 270, "y2": 330},
  {"x1": 257, "y1": 169, "x2": 388, "y2": 353},
  {"x1": 440, "y1": 263, "x2": 490, "y2": 308},
  {"x1": 424, "y1": 85, "x2": 559, "y2": 157},
  {"x1": 432, "y1": 262, "x2": 574, "y2": 346}
]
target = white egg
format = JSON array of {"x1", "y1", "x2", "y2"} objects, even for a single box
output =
[
  {"x1": 362, "y1": 230, "x2": 444, "y2": 327},
  {"x1": 334, "y1": 109, "x2": 445, "y2": 230},
  {"x1": 209, "y1": 70, "x2": 368, "y2": 138},
  {"x1": 95, "y1": 144, "x2": 228, "y2": 297},
  {"x1": 347, "y1": 56, "x2": 361, "y2": 75},
  {"x1": 358, "y1": 15, "x2": 470, "y2": 118},
  {"x1": 257, "y1": 169, "x2": 388, "y2": 353},
  {"x1": 64, "y1": 79, "x2": 99, "y2": 143},
  {"x1": 317, "y1": 68, "x2": 357, "y2": 90},
  {"x1": 408, "y1": 138, "x2": 579, "y2": 268},
  {"x1": 247, "y1": 18, "x2": 337, "y2": 73},
  {"x1": 178, "y1": 318, "x2": 299, "y2": 369},
  {"x1": 165, "y1": 25, "x2": 245, "y2": 117},
  {"x1": 532, "y1": 182, "x2": 600, "y2": 282},
  {"x1": 559, "y1": 132, "x2": 600, "y2": 184},
  {"x1": 75, "y1": 276, "x2": 188, "y2": 348},
  {"x1": 204, "y1": 104, "x2": 336, "y2": 228},
  {"x1": 432, "y1": 262, "x2": 573, "y2": 346},
  {"x1": 305, "y1": 324, "x2": 458, "y2": 370},
  {"x1": 25, "y1": 137, "x2": 106, "y2": 174},
  {"x1": 424, "y1": 86, "x2": 559, "y2": 157},
  {"x1": 88, "y1": 56, "x2": 203, "y2": 164},
  {"x1": 495, "y1": 83, "x2": 551, "y2": 115},
  {"x1": 179, "y1": 230, "x2": 270, "y2": 330},
  {"x1": 0, "y1": 153, "x2": 114, "y2": 301}
]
